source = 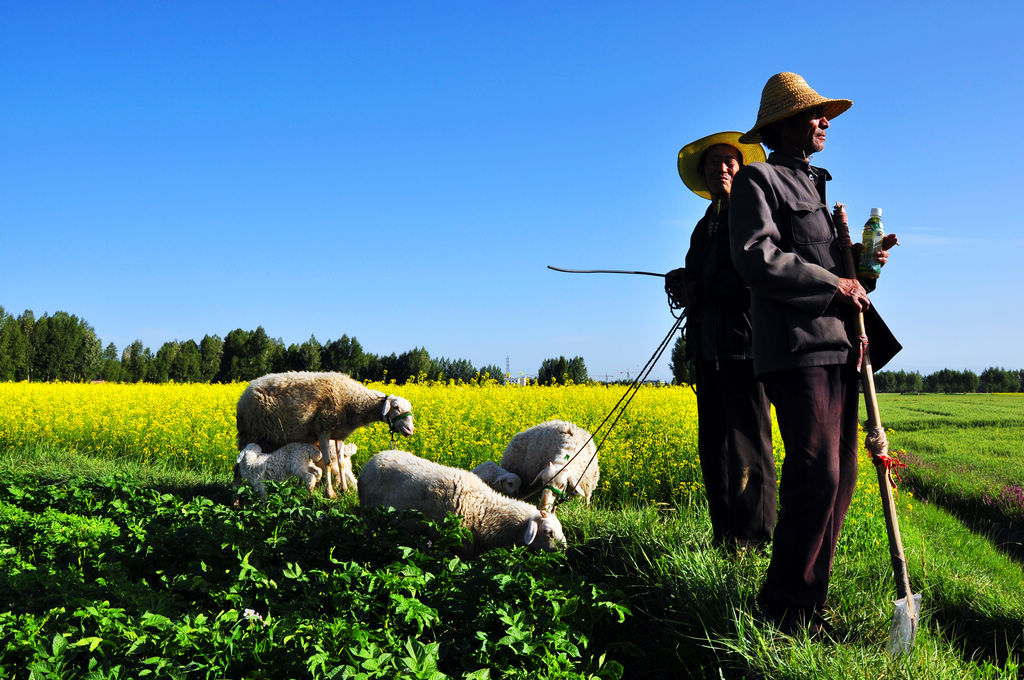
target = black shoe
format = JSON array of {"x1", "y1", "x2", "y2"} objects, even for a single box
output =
[{"x1": 757, "y1": 595, "x2": 834, "y2": 638}]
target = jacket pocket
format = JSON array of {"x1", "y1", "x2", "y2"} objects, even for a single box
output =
[
  {"x1": 786, "y1": 308, "x2": 851, "y2": 352},
  {"x1": 786, "y1": 200, "x2": 832, "y2": 245}
]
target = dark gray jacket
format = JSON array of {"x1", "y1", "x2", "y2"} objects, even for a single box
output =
[{"x1": 728, "y1": 152, "x2": 899, "y2": 375}]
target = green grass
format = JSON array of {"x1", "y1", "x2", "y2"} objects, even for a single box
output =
[
  {"x1": 2, "y1": 444, "x2": 1022, "y2": 679},
  {"x1": 871, "y1": 393, "x2": 1024, "y2": 533}
]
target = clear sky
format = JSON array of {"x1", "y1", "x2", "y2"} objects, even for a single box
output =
[{"x1": 3, "y1": 2, "x2": 1022, "y2": 382}]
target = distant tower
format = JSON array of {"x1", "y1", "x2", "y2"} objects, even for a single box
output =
[{"x1": 506, "y1": 355, "x2": 510, "y2": 376}]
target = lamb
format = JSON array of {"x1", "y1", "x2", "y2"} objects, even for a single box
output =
[
  {"x1": 358, "y1": 449, "x2": 565, "y2": 555},
  {"x1": 500, "y1": 419, "x2": 600, "y2": 512},
  {"x1": 236, "y1": 371, "x2": 414, "y2": 498},
  {"x1": 232, "y1": 440, "x2": 358, "y2": 504},
  {"x1": 470, "y1": 461, "x2": 522, "y2": 496}
]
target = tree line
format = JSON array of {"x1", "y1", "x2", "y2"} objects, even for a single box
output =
[
  {"x1": 668, "y1": 334, "x2": 1023, "y2": 393},
  {"x1": 0, "y1": 307, "x2": 511, "y2": 385},
  {"x1": 0, "y1": 306, "x2": 594, "y2": 385}
]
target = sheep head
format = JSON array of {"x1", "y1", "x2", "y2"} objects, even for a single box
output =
[
  {"x1": 382, "y1": 395, "x2": 415, "y2": 436},
  {"x1": 496, "y1": 471, "x2": 522, "y2": 496},
  {"x1": 531, "y1": 461, "x2": 584, "y2": 512},
  {"x1": 521, "y1": 509, "x2": 566, "y2": 552}
]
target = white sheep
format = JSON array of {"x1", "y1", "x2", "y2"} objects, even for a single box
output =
[
  {"x1": 358, "y1": 449, "x2": 566, "y2": 555},
  {"x1": 232, "y1": 440, "x2": 357, "y2": 504},
  {"x1": 236, "y1": 371, "x2": 414, "y2": 498},
  {"x1": 470, "y1": 461, "x2": 522, "y2": 496},
  {"x1": 500, "y1": 419, "x2": 600, "y2": 512}
]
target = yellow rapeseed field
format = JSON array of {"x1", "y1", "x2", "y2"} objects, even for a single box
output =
[{"x1": 0, "y1": 380, "x2": 904, "y2": 524}]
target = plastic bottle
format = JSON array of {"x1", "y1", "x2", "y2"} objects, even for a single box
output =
[{"x1": 858, "y1": 208, "x2": 884, "y2": 279}]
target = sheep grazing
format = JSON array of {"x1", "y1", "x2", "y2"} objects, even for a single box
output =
[
  {"x1": 358, "y1": 449, "x2": 566, "y2": 555},
  {"x1": 236, "y1": 371, "x2": 414, "y2": 498},
  {"x1": 470, "y1": 461, "x2": 522, "y2": 496},
  {"x1": 500, "y1": 419, "x2": 600, "y2": 512}
]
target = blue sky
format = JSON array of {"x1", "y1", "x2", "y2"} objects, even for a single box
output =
[{"x1": 3, "y1": 2, "x2": 1022, "y2": 382}]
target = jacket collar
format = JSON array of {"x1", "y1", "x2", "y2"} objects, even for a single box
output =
[{"x1": 767, "y1": 151, "x2": 832, "y2": 182}]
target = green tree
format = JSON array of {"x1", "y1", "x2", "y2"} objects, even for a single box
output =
[
  {"x1": 30, "y1": 311, "x2": 101, "y2": 381},
  {"x1": 0, "y1": 311, "x2": 31, "y2": 380},
  {"x1": 98, "y1": 342, "x2": 124, "y2": 382},
  {"x1": 171, "y1": 340, "x2": 203, "y2": 382},
  {"x1": 19, "y1": 310, "x2": 36, "y2": 380},
  {"x1": 538, "y1": 356, "x2": 567, "y2": 385},
  {"x1": 477, "y1": 364, "x2": 506, "y2": 383},
  {"x1": 199, "y1": 334, "x2": 223, "y2": 382},
  {"x1": 567, "y1": 356, "x2": 588, "y2": 384},
  {"x1": 122, "y1": 340, "x2": 152, "y2": 382},
  {"x1": 979, "y1": 366, "x2": 1019, "y2": 393},
  {"x1": 668, "y1": 333, "x2": 694, "y2": 386},
  {"x1": 394, "y1": 347, "x2": 432, "y2": 384},
  {"x1": 322, "y1": 334, "x2": 365, "y2": 376},
  {"x1": 218, "y1": 329, "x2": 250, "y2": 382},
  {"x1": 152, "y1": 341, "x2": 180, "y2": 382}
]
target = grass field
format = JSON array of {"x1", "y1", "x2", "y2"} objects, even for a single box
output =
[
  {"x1": 1, "y1": 382, "x2": 1022, "y2": 678},
  {"x1": 873, "y1": 393, "x2": 1024, "y2": 532}
]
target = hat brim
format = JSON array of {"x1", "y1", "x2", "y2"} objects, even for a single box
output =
[
  {"x1": 677, "y1": 131, "x2": 767, "y2": 200},
  {"x1": 739, "y1": 98, "x2": 852, "y2": 144}
]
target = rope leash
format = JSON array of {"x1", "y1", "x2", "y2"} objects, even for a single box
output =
[{"x1": 520, "y1": 311, "x2": 687, "y2": 507}]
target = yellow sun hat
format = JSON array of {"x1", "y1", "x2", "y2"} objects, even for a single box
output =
[
  {"x1": 739, "y1": 72, "x2": 852, "y2": 144},
  {"x1": 677, "y1": 131, "x2": 766, "y2": 200}
]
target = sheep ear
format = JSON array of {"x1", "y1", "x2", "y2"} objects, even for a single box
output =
[
  {"x1": 381, "y1": 397, "x2": 392, "y2": 417},
  {"x1": 521, "y1": 519, "x2": 538, "y2": 546},
  {"x1": 567, "y1": 473, "x2": 583, "y2": 495},
  {"x1": 530, "y1": 469, "x2": 547, "y2": 486}
]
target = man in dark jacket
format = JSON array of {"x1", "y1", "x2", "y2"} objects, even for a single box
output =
[
  {"x1": 674, "y1": 131, "x2": 776, "y2": 550},
  {"x1": 729, "y1": 73, "x2": 899, "y2": 634}
]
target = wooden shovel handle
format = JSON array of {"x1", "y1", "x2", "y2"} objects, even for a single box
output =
[{"x1": 834, "y1": 204, "x2": 914, "y2": 602}]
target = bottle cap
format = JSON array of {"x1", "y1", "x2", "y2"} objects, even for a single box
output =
[{"x1": 870, "y1": 208, "x2": 882, "y2": 217}]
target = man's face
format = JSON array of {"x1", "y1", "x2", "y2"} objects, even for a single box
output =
[
  {"x1": 789, "y1": 105, "x2": 829, "y2": 155},
  {"x1": 701, "y1": 144, "x2": 742, "y2": 198}
]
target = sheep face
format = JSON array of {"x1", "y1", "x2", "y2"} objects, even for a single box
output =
[
  {"x1": 522, "y1": 510, "x2": 566, "y2": 552},
  {"x1": 532, "y1": 462, "x2": 583, "y2": 512},
  {"x1": 496, "y1": 471, "x2": 522, "y2": 496},
  {"x1": 383, "y1": 395, "x2": 415, "y2": 437}
]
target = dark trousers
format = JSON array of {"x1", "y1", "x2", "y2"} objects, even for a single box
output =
[
  {"x1": 759, "y1": 363, "x2": 860, "y2": 611},
  {"x1": 695, "y1": 359, "x2": 776, "y2": 547}
]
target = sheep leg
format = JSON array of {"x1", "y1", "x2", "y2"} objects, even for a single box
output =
[{"x1": 318, "y1": 432, "x2": 337, "y2": 498}]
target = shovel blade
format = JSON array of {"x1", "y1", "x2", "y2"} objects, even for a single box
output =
[{"x1": 886, "y1": 593, "x2": 922, "y2": 656}]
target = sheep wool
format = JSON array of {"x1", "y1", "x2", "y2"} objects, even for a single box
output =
[
  {"x1": 359, "y1": 450, "x2": 565, "y2": 555},
  {"x1": 470, "y1": 461, "x2": 522, "y2": 496},
  {"x1": 236, "y1": 371, "x2": 413, "y2": 498},
  {"x1": 232, "y1": 442, "x2": 324, "y2": 504},
  {"x1": 500, "y1": 419, "x2": 600, "y2": 512}
]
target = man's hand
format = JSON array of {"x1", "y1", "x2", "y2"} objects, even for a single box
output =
[
  {"x1": 852, "y1": 232, "x2": 900, "y2": 266},
  {"x1": 664, "y1": 268, "x2": 690, "y2": 308},
  {"x1": 836, "y1": 278, "x2": 870, "y2": 312}
]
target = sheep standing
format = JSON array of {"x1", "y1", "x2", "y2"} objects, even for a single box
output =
[
  {"x1": 500, "y1": 419, "x2": 600, "y2": 512},
  {"x1": 313, "y1": 440, "x2": 359, "y2": 494},
  {"x1": 471, "y1": 461, "x2": 522, "y2": 496},
  {"x1": 236, "y1": 371, "x2": 414, "y2": 498},
  {"x1": 358, "y1": 450, "x2": 565, "y2": 555}
]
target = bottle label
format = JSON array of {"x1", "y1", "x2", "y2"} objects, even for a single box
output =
[{"x1": 858, "y1": 217, "x2": 884, "y2": 279}]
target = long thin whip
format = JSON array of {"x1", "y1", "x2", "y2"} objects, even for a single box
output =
[{"x1": 547, "y1": 265, "x2": 665, "y2": 277}]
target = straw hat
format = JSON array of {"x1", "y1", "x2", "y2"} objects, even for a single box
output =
[
  {"x1": 677, "y1": 131, "x2": 766, "y2": 200},
  {"x1": 738, "y1": 72, "x2": 852, "y2": 144}
]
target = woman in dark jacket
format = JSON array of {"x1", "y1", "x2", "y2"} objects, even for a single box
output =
[{"x1": 675, "y1": 131, "x2": 776, "y2": 550}]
